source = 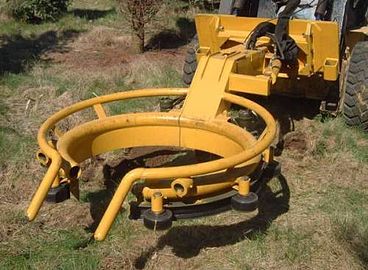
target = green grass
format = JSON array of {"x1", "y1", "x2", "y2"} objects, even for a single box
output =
[
  {"x1": 108, "y1": 98, "x2": 158, "y2": 115},
  {"x1": 130, "y1": 64, "x2": 184, "y2": 89},
  {"x1": 0, "y1": 230, "x2": 100, "y2": 270},
  {"x1": 147, "y1": 65, "x2": 184, "y2": 88},
  {"x1": 0, "y1": 127, "x2": 34, "y2": 164},
  {"x1": 106, "y1": 64, "x2": 183, "y2": 114},
  {"x1": 314, "y1": 118, "x2": 368, "y2": 162},
  {"x1": 0, "y1": 0, "x2": 189, "y2": 269},
  {"x1": 0, "y1": 0, "x2": 120, "y2": 37},
  {"x1": 0, "y1": 15, "x2": 88, "y2": 38},
  {"x1": 226, "y1": 232, "x2": 267, "y2": 269},
  {"x1": 84, "y1": 78, "x2": 113, "y2": 99},
  {"x1": 0, "y1": 65, "x2": 83, "y2": 97},
  {"x1": 320, "y1": 186, "x2": 368, "y2": 266},
  {"x1": 272, "y1": 226, "x2": 313, "y2": 263},
  {"x1": 0, "y1": 99, "x2": 7, "y2": 115},
  {"x1": 218, "y1": 223, "x2": 314, "y2": 269},
  {"x1": 0, "y1": 73, "x2": 34, "y2": 90}
]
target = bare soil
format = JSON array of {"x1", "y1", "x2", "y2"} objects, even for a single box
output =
[{"x1": 44, "y1": 26, "x2": 186, "y2": 72}]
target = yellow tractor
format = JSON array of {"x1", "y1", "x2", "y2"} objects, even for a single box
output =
[
  {"x1": 27, "y1": 0, "x2": 368, "y2": 240},
  {"x1": 182, "y1": 0, "x2": 368, "y2": 129}
]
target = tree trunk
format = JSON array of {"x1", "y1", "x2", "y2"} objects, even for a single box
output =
[
  {"x1": 131, "y1": 19, "x2": 145, "y2": 54},
  {"x1": 131, "y1": 32, "x2": 144, "y2": 54}
]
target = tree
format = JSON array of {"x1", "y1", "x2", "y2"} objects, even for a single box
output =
[
  {"x1": 118, "y1": 0, "x2": 162, "y2": 53},
  {"x1": 6, "y1": 0, "x2": 70, "y2": 23}
]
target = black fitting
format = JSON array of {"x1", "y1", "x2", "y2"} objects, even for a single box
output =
[
  {"x1": 46, "y1": 183, "x2": 70, "y2": 203},
  {"x1": 231, "y1": 192, "x2": 258, "y2": 212},
  {"x1": 263, "y1": 160, "x2": 281, "y2": 178},
  {"x1": 142, "y1": 209, "x2": 173, "y2": 230}
]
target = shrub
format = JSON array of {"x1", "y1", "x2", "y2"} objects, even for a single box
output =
[{"x1": 7, "y1": 0, "x2": 71, "y2": 23}]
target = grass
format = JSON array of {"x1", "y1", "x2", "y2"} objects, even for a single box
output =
[
  {"x1": 314, "y1": 118, "x2": 368, "y2": 162},
  {"x1": 320, "y1": 186, "x2": 368, "y2": 266},
  {"x1": 0, "y1": 73, "x2": 33, "y2": 90},
  {"x1": 0, "y1": 0, "x2": 120, "y2": 36},
  {"x1": 0, "y1": 127, "x2": 34, "y2": 164},
  {"x1": 0, "y1": 99, "x2": 7, "y2": 115},
  {"x1": 0, "y1": 0, "x2": 368, "y2": 269},
  {"x1": 107, "y1": 63, "x2": 183, "y2": 114},
  {"x1": 0, "y1": 229, "x2": 100, "y2": 270}
]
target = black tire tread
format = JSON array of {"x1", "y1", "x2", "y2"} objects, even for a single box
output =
[
  {"x1": 343, "y1": 41, "x2": 368, "y2": 132},
  {"x1": 182, "y1": 44, "x2": 198, "y2": 86}
]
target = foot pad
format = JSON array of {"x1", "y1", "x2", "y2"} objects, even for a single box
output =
[
  {"x1": 231, "y1": 192, "x2": 258, "y2": 212},
  {"x1": 142, "y1": 209, "x2": 173, "y2": 230},
  {"x1": 46, "y1": 183, "x2": 70, "y2": 203}
]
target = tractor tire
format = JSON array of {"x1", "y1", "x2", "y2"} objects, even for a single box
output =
[
  {"x1": 182, "y1": 39, "x2": 198, "y2": 86},
  {"x1": 342, "y1": 41, "x2": 368, "y2": 131}
]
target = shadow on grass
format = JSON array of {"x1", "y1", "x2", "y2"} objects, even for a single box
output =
[
  {"x1": 70, "y1": 8, "x2": 116, "y2": 20},
  {"x1": 134, "y1": 173, "x2": 290, "y2": 269},
  {"x1": 146, "y1": 17, "x2": 196, "y2": 50},
  {"x1": 341, "y1": 223, "x2": 368, "y2": 266},
  {"x1": 0, "y1": 29, "x2": 82, "y2": 74}
]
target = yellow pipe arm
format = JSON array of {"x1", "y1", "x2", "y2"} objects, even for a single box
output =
[
  {"x1": 26, "y1": 152, "x2": 62, "y2": 221},
  {"x1": 94, "y1": 168, "x2": 145, "y2": 240}
]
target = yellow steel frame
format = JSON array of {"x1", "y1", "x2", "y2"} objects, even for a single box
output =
[
  {"x1": 27, "y1": 87, "x2": 276, "y2": 240},
  {"x1": 27, "y1": 14, "x2": 297, "y2": 241},
  {"x1": 194, "y1": 14, "x2": 340, "y2": 97}
]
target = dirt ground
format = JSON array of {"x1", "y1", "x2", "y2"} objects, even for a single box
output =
[{"x1": 44, "y1": 26, "x2": 186, "y2": 72}]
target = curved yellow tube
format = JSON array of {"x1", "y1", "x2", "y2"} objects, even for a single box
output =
[
  {"x1": 93, "y1": 92, "x2": 276, "y2": 240},
  {"x1": 28, "y1": 89, "x2": 186, "y2": 223},
  {"x1": 26, "y1": 151, "x2": 62, "y2": 221},
  {"x1": 27, "y1": 88, "x2": 276, "y2": 241}
]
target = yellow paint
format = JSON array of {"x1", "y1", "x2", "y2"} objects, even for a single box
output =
[
  {"x1": 151, "y1": 192, "x2": 163, "y2": 214},
  {"x1": 26, "y1": 86, "x2": 276, "y2": 240},
  {"x1": 28, "y1": 13, "x2": 365, "y2": 241},
  {"x1": 228, "y1": 74, "x2": 270, "y2": 95},
  {"x1": 194, "y1": 14, "x2": 340, "y2": 93},
  {"x1": 171, "y1": 178, "x2": 193, "y2": 198},
  {"x1": 323, "y1": 58, "x2": 339, "y2": 81},
  {"x1": 31, "y1": 14, "x2": 337, "y2": 241},
  {"x1": 237, "y1": 177, "x2": 250, "y2": 196},
  {"x1": 93, "y1": 103, "x2": 107, "y2": 119}
]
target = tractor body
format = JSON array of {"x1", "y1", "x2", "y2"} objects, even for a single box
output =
[
  {"x1": 193, "y1": 15, "x2": 340, "y2": 100},
  {"x1": 183, "y1": 0, "x2": 368, "y2": 124}
]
